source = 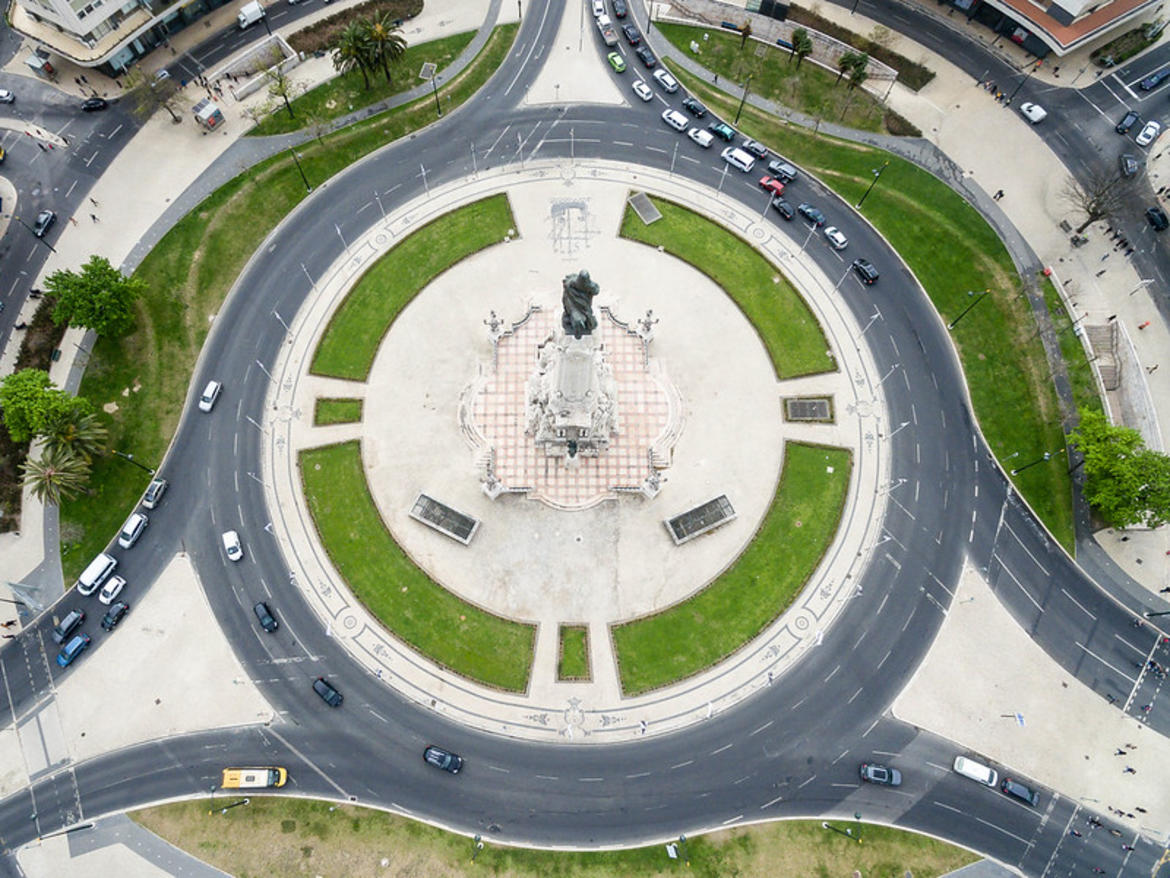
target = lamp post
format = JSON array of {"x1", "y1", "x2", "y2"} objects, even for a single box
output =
[
  {"x1": 855, "y1": 160, "x2": 889, "y2": 208},
  {"x1": 13, "y1": 216, "x2": 57, "y2": 253},
  {"x1": 1007, "y1": 59, "x2": 1042, "y2": 103},
  {"x1": 289, "y1": 146, "x2": 311, "y2": 193},
  {"x1": 821, "y1": 821, "x2": 861, "y2": 843},
  {"x1": 1011, "y1": 451, "x2": 1055, "y2": 475},
  {"x1": 431, "y1": 72, "x2": 442, "y2": 117},
  {"x1": 734, "y1": 72, "x2": 753, "y2": 124},
  {"x1": 471, "y1": 834, "x2": 484, "y2": 863},
  {"x1": 1145, "y1": 610, "x2": 1170, "y2": 618},
  {"x1": 948, "y1": 289, "x2": 990, "y2": 330},
  {"x1": 217, "y1": 798, "x2": 250, "y2": 814},
  {"x1": 111, "y1": 450, "x2": 156, "y2": 475},
  {"x1": 678, "y1": 834, "x2": 690, "y2": 865},
  {"x1": 516, "y1": 0, "x2": 521, "y2": 21}
]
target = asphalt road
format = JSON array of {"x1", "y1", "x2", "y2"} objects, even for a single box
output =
[{"x1": 0, "y1": 3, "x2": 1167, "y2": 876}]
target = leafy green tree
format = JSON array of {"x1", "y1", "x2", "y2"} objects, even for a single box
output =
[
  {"x1": 0, "y1": 369, "x2": 92, "y2": 444},
  {"x1": 45, "y1": 255, "x2": 145, "y2": 337},
  {"x1": 21, "y1": 445, "x2": 90, "y2": 506},
  {"x1": 1070, "y1": 409, "x2": 1170, "y2": 528},
  {"x1": 791, "y1": 29, "x2": 813, "y2": 69},
  {"x1": 264, "y1": 46, "x2": 305, "y2": 119},
  {"x1": 42, "y1": 411, "x2": 108, "y2": 463},
  {"x1": 333, "y1": 20, "x2": 374, "y2": 90},
  {"x1": 847, "y1": 52, "x2": 870, "y2": 90},
  {"x1": 836, "y1": 51, "x2": 861, "y2": 85},
  {"x1": 365, "y1": 13, "x2": 407, "y2": 83}
]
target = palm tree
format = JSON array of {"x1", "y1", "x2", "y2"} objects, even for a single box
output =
[
  {"x1": 22, "y1": 446, "x2": 91, "y2": 506},
  {"x1": 365, "y1": 14, "x2": 407, "y2": 83},
  {"x1": 791, "y1": 29, "x2": 813, "y2": 68},
  {"x1": 836, "y1": 51, "x2": 861, "y2": 85},
  {"x1": 333, "y1": 21, "x2": 373, "y2": 90},
  {"x1": 42, "y1": 411, "x2": 108, "y2": 462},
  {"x1": 847, "y1": 53, "x2": 870, "y2": 90}
]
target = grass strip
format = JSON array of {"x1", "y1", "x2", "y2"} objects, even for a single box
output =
[
  {"x1": 613, "y1": 442, "x2": 851, "y2": 695},
  {"x1": 313, "y1": 397, "x2": 364, "y2": 425},
  {"x1": 558, "y1": 625, "x2": 590, "y2": 681},
  {"x1": 60, "y1": 23, "x2": 518, "y2": 579},
  {"x1": 300, "y1": 440, "x2": 534, "y2": 691},
  {"x1": 668, "y1": 63, "x2": 1076, "y2": 552},
  {"x1": 619, "y1": 200, "x2": 834, "y2": 379},
  {"x1": 249, "y1": 30, "x2": 475, "y2": 136},
  {"x1": 310, "y1": 194, "x2": 514, "y2": 380},
  {"x1": 1041, "y1": 276, "x2": 1105, "y2": 418}
]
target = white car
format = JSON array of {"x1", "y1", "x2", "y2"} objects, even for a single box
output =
[
  {"x1": 824, "y1": 226, "x2": 848, "y2": 250},
  {"x1": 222, "y1": 530, "x2": 244, "y2": 562},
  {"x1": 661, "y1": 109, "x2": 688, "y2": 132},
  {"x1": 118, "y1": 511, "x2": 148, "y2": 549},
  {"x1": 1018, "y1": 102, "x2": 1047, "y2": 124},
  {"x1": 98, "y1": 575, "x2": 126, "y2": 606},
  {"x1": 632, "y1": 80, "x2": 653, "y2": 102},
  {"x1": 687, "y1": 127, "x2": 714, "y2": 148},
  {"x1": 1136, "y1": 120, "x2": 1162, "y2": 147},
  {"x1": 652, "y1": 68, "x2": 679, "y2": 93},
  {"x1": 0, "y1": 90, "x2": 14, "y2": 104},
  {"x1": 198, "y1": 379, "x2": 222, "y2": 412}
]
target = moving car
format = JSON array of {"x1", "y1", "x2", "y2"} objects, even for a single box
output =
[
  {"x1": 607, "y1": 52, "x2": 626, "y2": 74},
  {"x1": 423, "y1": 745, "x2": 464, "y2": 774},
  {"x1": 52, "y1": 609, "x2": 85, "y2": 644},
  {"x1": 797, "y1": 203, "x2": 826, "y2": 226},
  {"x1": 1000, "y1": 777, "x2": 1039, "y2": 806},
  {"x1": 687, "y1": 128, "x2": 713, "y2": 148},
  {"x1": 652, "y1": 68, "x2": 678, "y2": 93},
  {"x1": 142, "y1": 477, "x2": 168, "y2": 509},
  {"x1": 767, "y1": 159, "x2": 798, "y2": 182},
  {"x1": 771, "y1": 199, "x2": 795, "y2": 220},
  {"x1": 313, "y1": 676, "x2": 343, "y2": 707},
  {"x1": 198, "y1": 380, "x2": 222, "y2": 412},
  {"x1": 859, "y1": 762, "x2": 901, "y2": 786},
  {"x1": 118, "y1": 511, "x2": 148, "y2": 549},
  {"x1": 1146, "y1": 205, "x2": 1169, "y2": 231},
  {"x1": 635, "y1": 46, "x2": 657, "y2": 67},
  {"x1": 81, "y1": 97, "x2": 108, "y2": 111},
  {"x1": 851, "y1": 258, "x2": 879, "y2": 285},
  {"x1": 741, "y1": 138, "x2": 768, "y2": 159},
  {"x1": 33, "y1": 210, "x2": 56, "y2": 238},
  {"x1": 758, "y1": 176, "x2": 785, "y2": 197},
  {"x1": 1136, "y1": 120, "x2": 1162, "y2": 147},
  {"x1": 621, "y1": 23, "x2": 640, "y2": 45},
  {"x1": 611, "y1": 0, "x2": 627, "y2": 17},
  {"x1": 824, "y1": 226, "x2": 848, "y2": 250},
  {"x1": 1140, "y1": 68, "x2": 1170, "y2": 90},
  {"x1": 253, "y1": 601, "x2": 279, "y2": 633},
  {"x1": 101, "y1": 601, "x2": 129, "y2": 631},
  {"x1": 681, "y1": 97, "x2": 707, "y2": 118},
  {"x1": 98, "y1": 574, "x2": 126, "y2": 605},
  {"x1": 222, "y1": 530, "x2": 244, "y2": 562},
  {"x1": 661, "y1": 109, "x2": 688, "y2": 132},
  {"x1": 221, "y1": 767, "x2": 287, "y2": 788},
  {"x1": 1018, "y1": 102, "x2": 1047, "y2": 124},
  {"x1": 0, "y1": 90, "x2": 13, "y2": 104},
  {"x1": 56, "y1": 633, "x2": 91, "y2": 668},
  {"x1": 707, "y1": 121, "x2": 734, "y2": 141},
  {"x1": 631, "y1": 80, "x2": 653, "y2": 102},
  {"x1": 1116, "y1": 109, "x2": 1140, "y2": 134}
]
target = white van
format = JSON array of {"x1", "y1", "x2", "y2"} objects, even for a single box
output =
[
  {"x1": 688, "y1": 128, "x2": 713, "y2": 148},
  {"x1": 77, "y1": 552, "x2": 117, "y2": 596},
  {"x1": 721, "y1": 146, "x2": 756, "y2": 173},
  {"x1": 661, "y1": 109, "x2": 688, "y2": 132},
  {"x1": 953, "y1": 756, "x2": 997, "y2": 787}
]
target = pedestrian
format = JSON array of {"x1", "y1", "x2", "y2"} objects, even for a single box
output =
[
  {"x1": 1140, "y1": 704, "x2": 1151, "y2": 713},
  {"x1": 69, "y1": 216, "x2": 77, "y2": 226},
  {"x1": 1122, "y1": 844, "x2": 1135, "y2": 851},
  {"x1": 1136, "y1": 806, "x2": 1147, "y2": 813},
  {"x1": 713, "y1": 73, "x2": 718, "y2": 84},
  {"x1": 1070, "y1": 828, "x2": 1083, "y2": 837},
  {"x1": 0, "y1": 621, "x2": 14, "y2": 629},
  {"x1": 1126, "y1": 812, "x2": 1136, "y2": 818},
  {"x1": 1089, "y1": 816, "x2": 1102, "y2": 827},
  {"x1": 994, "y1": 189, "x2": 1004, "y2": 200},
  {"x1": 1, "y1": 635, "x2": 13, "y2": 640},
  {"x1": 1139, "y1": 321, "x2": 1151, "y2": 330},
  {"x1": 1093, "y1": 869, "x2": 1106, "y2": 874},
  {"x1": 639, "y1": 720, "x2": 647, "y2": 735},
  {"x1": 1101, "y1": 253, "x2": 1109, "y2": 261},
  {"x1": 1160, "y1": 587, "x2": 1170, "y2": 594},
  {"x1": 1121, "y1": 535, "x2": 1130, "y2": 542},
  {"x1": 60, "y1": 135, "x2": 68, "y2": 146},
  {"x1": 90, "y1": 213, "x2": 98, "y2": 223},
  {"x1": 1125, "y1": 743, "x2": 1136, "y2": 750},
  {"x1": 89, "y1": 197, "x2": 98, "y2": 206},
  {"x1": 1115, "y1": 748, "x2": 1127, "y2": 755},
  {"x1": 1107, "y1": 693, "x2": 1117, "y2": 703},
  {"x1": 1124, "y1": 766, "x2": 1137, "y2": 773},
  {"x1": 1149, "y1": 364, "x2": 1160, "y2": 374},
  {"x1": 36, "y1": 142, "x2": 45, "y2": 152}
]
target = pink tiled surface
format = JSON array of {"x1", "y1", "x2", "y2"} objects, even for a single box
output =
[{"x1": 472, "y1": 310, "x2": 669, "y2": 509}]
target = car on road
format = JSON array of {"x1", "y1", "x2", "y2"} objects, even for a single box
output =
[
  {"x1": 1018, "y1": 102, "x2": 1047, "y2": 124},
  {"x1": 0, "y1": 90, "x2": 13, "y2": 104},
  {"x1": 824, "y1": 226, "x2": 848, "y2": 250},
  {"x1": 607, "y1": 52, "x2": 626, "y2": 73},
  {"x1": 851, "y1": 258, "x2": 879, "y2": 285},
  {"x1": 621, "y1": 23, "x2": 640, "y2": 45},
  {"x1": 758, "y1": 176, "x2": 785, "y2": 197},
  {"x1": 1000, "y1": 777, "x2": 1039, "y2": 806},
  {"x1": 253, "y1": 601, "x2": 279, "y2": 633},
  {"x1": 198, "y1": 379, "x2": 222, "y2": 412},
  {"x1": 1140, "y1": 68, "x2": 1170, "y2": 90},
  {"x1": 635, "y1": 45, "x2": 657, "y2": 67},
  {"x1": 118, "y1": 511, "x2": 148, "y2": 549},
  {"x1": 741, "y1": 138, "x2": 768, "y2": 159},
  {"x1": 81, "y1": 97, "x2": 108, "y2": 112},
  {"x1": 797, "y1": 202, "x2": 826, "y2": 226},
  {"x1": 98, "y1": 575, "x2": 126, "y2": 605},
  {"x1": 101, "y1": 601, "x2": 129, "y2": 631},
  {"x1": 632, "y1": 79, "x2": 653, "y2": 102},
  {"x1": 687, "y1": 128, "x2": 713, "y2": 148},
  {"x1": 0, "y1": 146, "x2": 5, "y2": 163},
  {"x1": 1119, "y1": 153, "x2": 1141, "y2": 177},
  {"x1": 707, "y1": 121, "x2": 734, "y2": 141},
  {"x1": 52, "y1": 609, "x2": 85, "y2": 644},
  {"x1": 56, "y1": 633, "x2": 91, "y2": 668},
  {"x1": 1116, "y1": 109, "x2": 1140, "y2": 134},
  {"x1": 611, "y1": 0, "x2": 627, "y2": 17},
  {"x1": 1136, "y1": 119, "x2": 1162, "y2": 147},
  {"x1": 771, "y1": 199, "x2": 795, "y2": 220},
  {"x1": 222, "y1": 530, "x2": 244, "y2": 562},
  {"x1": 681, "y1": 97, "x2": 707, "y2": 118},
  {"x1": 661, "y1": 109, "x2": 688, "y2": 131},
  {"x1": 423, "y1": 745, "x2": 464, "y2": 774},
  {"x1": 859, "y1": 762, "x2": 901, "y2": 786},
  {"x1": 142, "y1": 477, "x2": 168, "y2": 509},
  {"x1": 313, "y1": 676, "x2": 343, "y2": 707},
  {"x1": 652, "y1": 68, "x2": 678, "y2": 93},
  {"x1": 33, "y1": 210, "x2": 56, "y2": 238},
  {"x1": 767, "y1": 158, "x2": 798, "y2": 182},
  {"x1": 1146, "y1": 205, "x2": 1169, "y2": 231}
]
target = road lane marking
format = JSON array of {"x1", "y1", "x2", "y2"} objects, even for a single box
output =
[
  {"x1": 749, "y1": 720, "x2": 773, "y2": 737},
  {"x1": 1059, "y1": 587, "x2": 1096, "y2": 619},
  {"x1": 995, "y1": 558, "x2": 1042, "y2": 613},
  {"x1": 760, "y1": 794, "x2": 784, "y2": 809}
]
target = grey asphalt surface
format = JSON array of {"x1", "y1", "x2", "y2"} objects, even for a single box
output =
[{"x1": 0, "y1": 2, "x2": 1167, "y2": 876}]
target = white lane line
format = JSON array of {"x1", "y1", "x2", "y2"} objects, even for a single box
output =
[
  {"x1": 721, "y1": 814, "x2": 743, "y2": 825},
  {"x1": 974, "y1": 815, "x2": 1032, "y2": 845},
  {"x1": 934, "y1": 800, "x2": 964, "y2": 814},
  {"x1": 1060, "y1": 587, "x2": 1097, "y2": 620},
  {"x1": 1075, "y1": 641, "x2": 1136, "y2": 685},
  {"x1": 760, "y1": 794, "x2": 784, "y2": 809},
  {"x1": 798, "y1": 774, "x2": 817, "y2": 789},
  {"x1": 625, "y1": 771, "x2": 650, "y2": 779},
  {"x1": 578, "y1": 777, "x2": 603, "y2": 783},
  {"x1": 996, "y1": 558, "x2": 1042, "y2": 613},
  {"x1": 711, "y1": 743, "x2": 733, "y2": 755},
  {"x1": 671, "y1": 759, "x2": 694, "y2": 770},
  {"x1": 831, "y1": 749, "x2": 849, "y2": 765},
  {"x1": 486, "y1": 765, "x2": 509, "y2": 773},
  {"x1": 862, "y1": 718, "x2": 880, "y2": 738},
  {"x1": 534, "y1": 774, "x2": 559, "y2": 781},
  {"x1": 846, "y1": 686, "x2": 864, "y2": 704},
  {"x1": 1001, "y1": 521, "x2": 1051, "y2": 576},
  {"x1": 750, "y1": 720, "x2": 774, "y2": 737}
]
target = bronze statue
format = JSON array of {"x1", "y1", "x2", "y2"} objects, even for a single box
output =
[{"x1": 561, "y1": 270, "x2": 600, "y2": 339}]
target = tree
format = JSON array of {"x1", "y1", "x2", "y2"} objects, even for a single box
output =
[
  {"x1": 333, "y1": 20, "x2": 374, "y2": 90},
  {"x1": 837, "y1": 51, "x2": 861, "y2": 85},
  {"x1": 263, "y1": 47, "x2": 305, "y2": 119},
  {"x1": 1061, "y1": 169, "x2": 1134, "y2": 234},
  {"x1": 739, "y1": 19, "x2": 753, "y2": 50},
  {"x1": 1070, "y1": 409, "x2": 1170, "y2": 528},
  {"x1": 122, "y1": 67, "x2": 184, "y2": 124},
  {"x1": 365, "y1": 13, "x2": 407, "y2": 83},
  {"x1": 42, "y1": 411, "x2": 108, "y2": 463},
  {"x1": 0, "y1": 369, "x2": 93, "y2": 443},
  {"x1": 21, "y1": 446, "x2": 91, "y2": 506},
  {"x1": 45, "y1": 255, "x2": 145, "y2": 337},
  {"x1": 847, "y1": 53, "x2": 870, "y2": 90},
  {"x1": 791, "y1": 29, "x2": 814, "y2": 69}
]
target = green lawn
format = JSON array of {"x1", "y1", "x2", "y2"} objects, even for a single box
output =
[
  {"x1": 558, "y1": 625, "x2": 590, "y2": 681},
  {"x1": 1041, "y1": 275, "x2": 1105, "y2": 418},
  {"x1": 657, "y1": 23, "x2": 892, "y2": 133},
  {"x1": 310, "y1": 194, "x2": 515, "y2": 380},
  {"x1": 619, "y1": 199, "x2": 834, "y2": 379},
  {"x1": 313, "y1": 397, "x2": 363, "y2": 425},
  {"x1": 59, "y1": 23, "x2": 519, "y2": 579},
  {"x1": 613, "y1": 443, "x2": 852, "y2": 695},
  {"x1": 249, "y1": 30, "x2": 475, "y2": 136},
  {"x1": 668, "y1": 64, "x2": 1076, "y2": 553},
  {"x1": 300, "y1": 440, "x2": 534, "y2": 691}
]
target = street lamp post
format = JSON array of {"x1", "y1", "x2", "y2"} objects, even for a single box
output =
[
  {"x1": 516, "y1": 0, "x2": 521, "y2": 20},
  {"x1": 13, "y1": 217, "x2": 57, "y2": 253},
  {"x1": 855, "y1": 160, "x2": 889, "y2": 208},
  {"x1": 821, "y1": 821, "x2": 861, "y2": 843},
  {"x1": 734, "y1": 73, "x2": 753, "y2": 124},
  {"x1": 948, "y1": 290, "x2": 990, "y2": 329},
  {"x1": 218, "y1": 798, "x2": 250, "y2": 814},
  {"x1": 1007, "y1": 59, "x2": 1042, "y2": 103},
  {"x1": 1011, "y1": 451, "x2": 1054, "y2": 475},
  {"x1": 1145, "y1": 610, "x2": 1170, "y2": 618},
  {"x1": 111, "y1": 450, "x2": 156, "y2": 475},
  {"x1": 289, "y1": 147, "x2": 312, "y2": 193},
  {"x1": 431, "y1": 73, "x2": 442, "y2": 117}
]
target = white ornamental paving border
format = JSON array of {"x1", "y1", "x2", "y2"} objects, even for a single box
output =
[{"x1": 261, "y1": 158, "x2": 893, "y2": 742}]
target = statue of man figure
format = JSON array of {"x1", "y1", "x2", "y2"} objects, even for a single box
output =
[{"x1": 561, "y1": 270, "x2": 600, "y2": 339}]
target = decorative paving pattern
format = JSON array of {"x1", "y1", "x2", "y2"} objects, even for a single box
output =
[{"x1": 470, "y1": 309, "x2": 672, "y2": 509}]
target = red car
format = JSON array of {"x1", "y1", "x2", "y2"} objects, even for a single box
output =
[{"x1": 758, "y1": 176, "x2": 785, "y2": 197}]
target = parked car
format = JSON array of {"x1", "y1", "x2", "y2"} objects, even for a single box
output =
[
  {"x1": 100, "y1": 601, "x2": 129, "y2": 631},
  {"x1": 1136, "y1": 120, "x2": 1162, "y2": 147},
  {"x1": 1000, "y1": 777, "x2": 1039, "y2": 806},
  {"x1": 767, "y1": 158, "x2": 798, "y2": 182},
  {"x1": 758, "y1": 176, "x2": 785, "y2": 197},
  {"x1": 52, "y1": 609, "x2": 85, "y2": 644},
  {"x1": 824, "y1": 226, "x2": 848, "y2": 250},
  {"x1": 0, "y1": 90, "x2": 14, "y2": 104},
  {"x1": 33, "y1": 210, "x2": 56, "y2": 238},
  {"x1": 1119, "y1": 153, "x2": 1141, "y2": 178},
  {"x1": 607, "y1": 52, "x2": 626, "y2": 74},
  {"x1": 1146, "y1": 205, "x2": 1169, "y2": 231},
  {"x1": 1116, "y1": 109, "x2": 1140, "y2": 134},
  {"x1": 797, "y1": 203, "x2": 826, "y2": 226},
  {"x1": 222, "y1": 530, "x2": 244, "y2": 562},
  {"x1": 198, "y1": 380, "x2": 222, "y2": 412},
  {"x1": 707, "y1": 121, "x2": 734, "y2": 141},
  {"x1": 313, "y1": 676, "x2": 343, "y2": 707},
  {"x1": 253, "y1": 601, "x2": 279, "y2": 633},
  {"x1": 851, "y1": 258, "x2": 879, "y2": 285},
  {"x1": 771, "y1": 199, "x2": 795, "y2": 220},
  {"x1": 98, "y1": 575, "x2": 126, "y2": 605},
  {"x1": 611, "y1": 0, "x2": 627, "y2": 17},
  {"x1": 56, "y1": 633, "x2": 91, "y2": 668},
  {"x1": 632, "y1": 79, "x2": 653, "y2": 102},
  {"x1": 741, "y1": 138, "x2": 768, "y2": 159},
  {"x1": 661, "y1": 109, "x2": 688, "y2": 131},
  {"x1": 635, "y1": 46, "x2": 657, "y2": 67},
  {"x1": 424, "y1": 745, "x2": 464, "y2": 774},
  {"x1": 1140, "y1": 68, "x2": 1170, "y2": 90},
  {"x1": 118, "y1": 511, "x2": 148, "y2": 549},
  {"x1": 859, "y1": 762, "x2": 901, "y2": 786},
  {"x1": 652, "y1": 68, "x2": 678, "y2": 93},
  {"x1": 687, "y1": 128, "x2": 713, "y2": 148},
  {"x1": 81, "y1": 97, "x2": 108, "y2": 112},
  {"x1": 142, "y1": 477, "x2": 169, "y2": 509},
  {"x1": 621, "y1": 23, "x2": 640, "y2": 45},
  {"x1": 681, "y1": 97, "x2": 707, "y2": 118}
]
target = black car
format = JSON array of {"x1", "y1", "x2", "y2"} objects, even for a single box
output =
[
  {"x1": 100, "y1": 601, "x2": 129, "y2": 631},
  {"x1": 771, "y1": 199, "x2": 795, "y2": 220},
  {"x1": 797, "y1": 202, "x2": 826, "y2": 226},
  {"x1": 741, "y1": 138, "x2": 768, "y2": 159},
  {"x1": 1116, "y1": 109, "x2": 1140, "y2": 134},
  {"x1": 681, "y1": 97, "x2": 707, "y2": 118},
  {"x1": 859, "y1": 762, "x2": 901, "y2": 786},
  {"x1": 635, "y1": 46, "x2": 657, "y2": 68},
  {"x1": 621, "y1": 23, "x2": 640, "y2": 45},
  {"x1": 424, "y1": 745, "x2": 464, "y2": 774},
  {"x1": 52, "y1": 608, "x2": 85, "y2": 644},
  {"x1": 611, "y1": 0, "x2": 628, "y2": 17},
  {"x1": 852, "y1": 258, "x2": 879, "y2": 285},
  {"x1": 313, "y1": 676, "x2": 343, "y2": 707},
  {"x1": 1119, "y1": 153, "x2": 1141, "y2": 178},
  {"x1": 1000, "y1": 777, "x2": 1039, "y2": 806},
  {"x1": 33, "y1": 210, "x2": 56, "y2": 238},
  {"x1": 1140, "y1": 68, "x2": 1170, "y2": 91},
  {"x1": 253, "y1": 601, "x2": 279, "y2": 633},
  {"x1": 1147, "y1": 205, "x2": 1169, "y2": 231},
  {"x1": 81, "y1": 97, "x2": 108, "y2": 112}
]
